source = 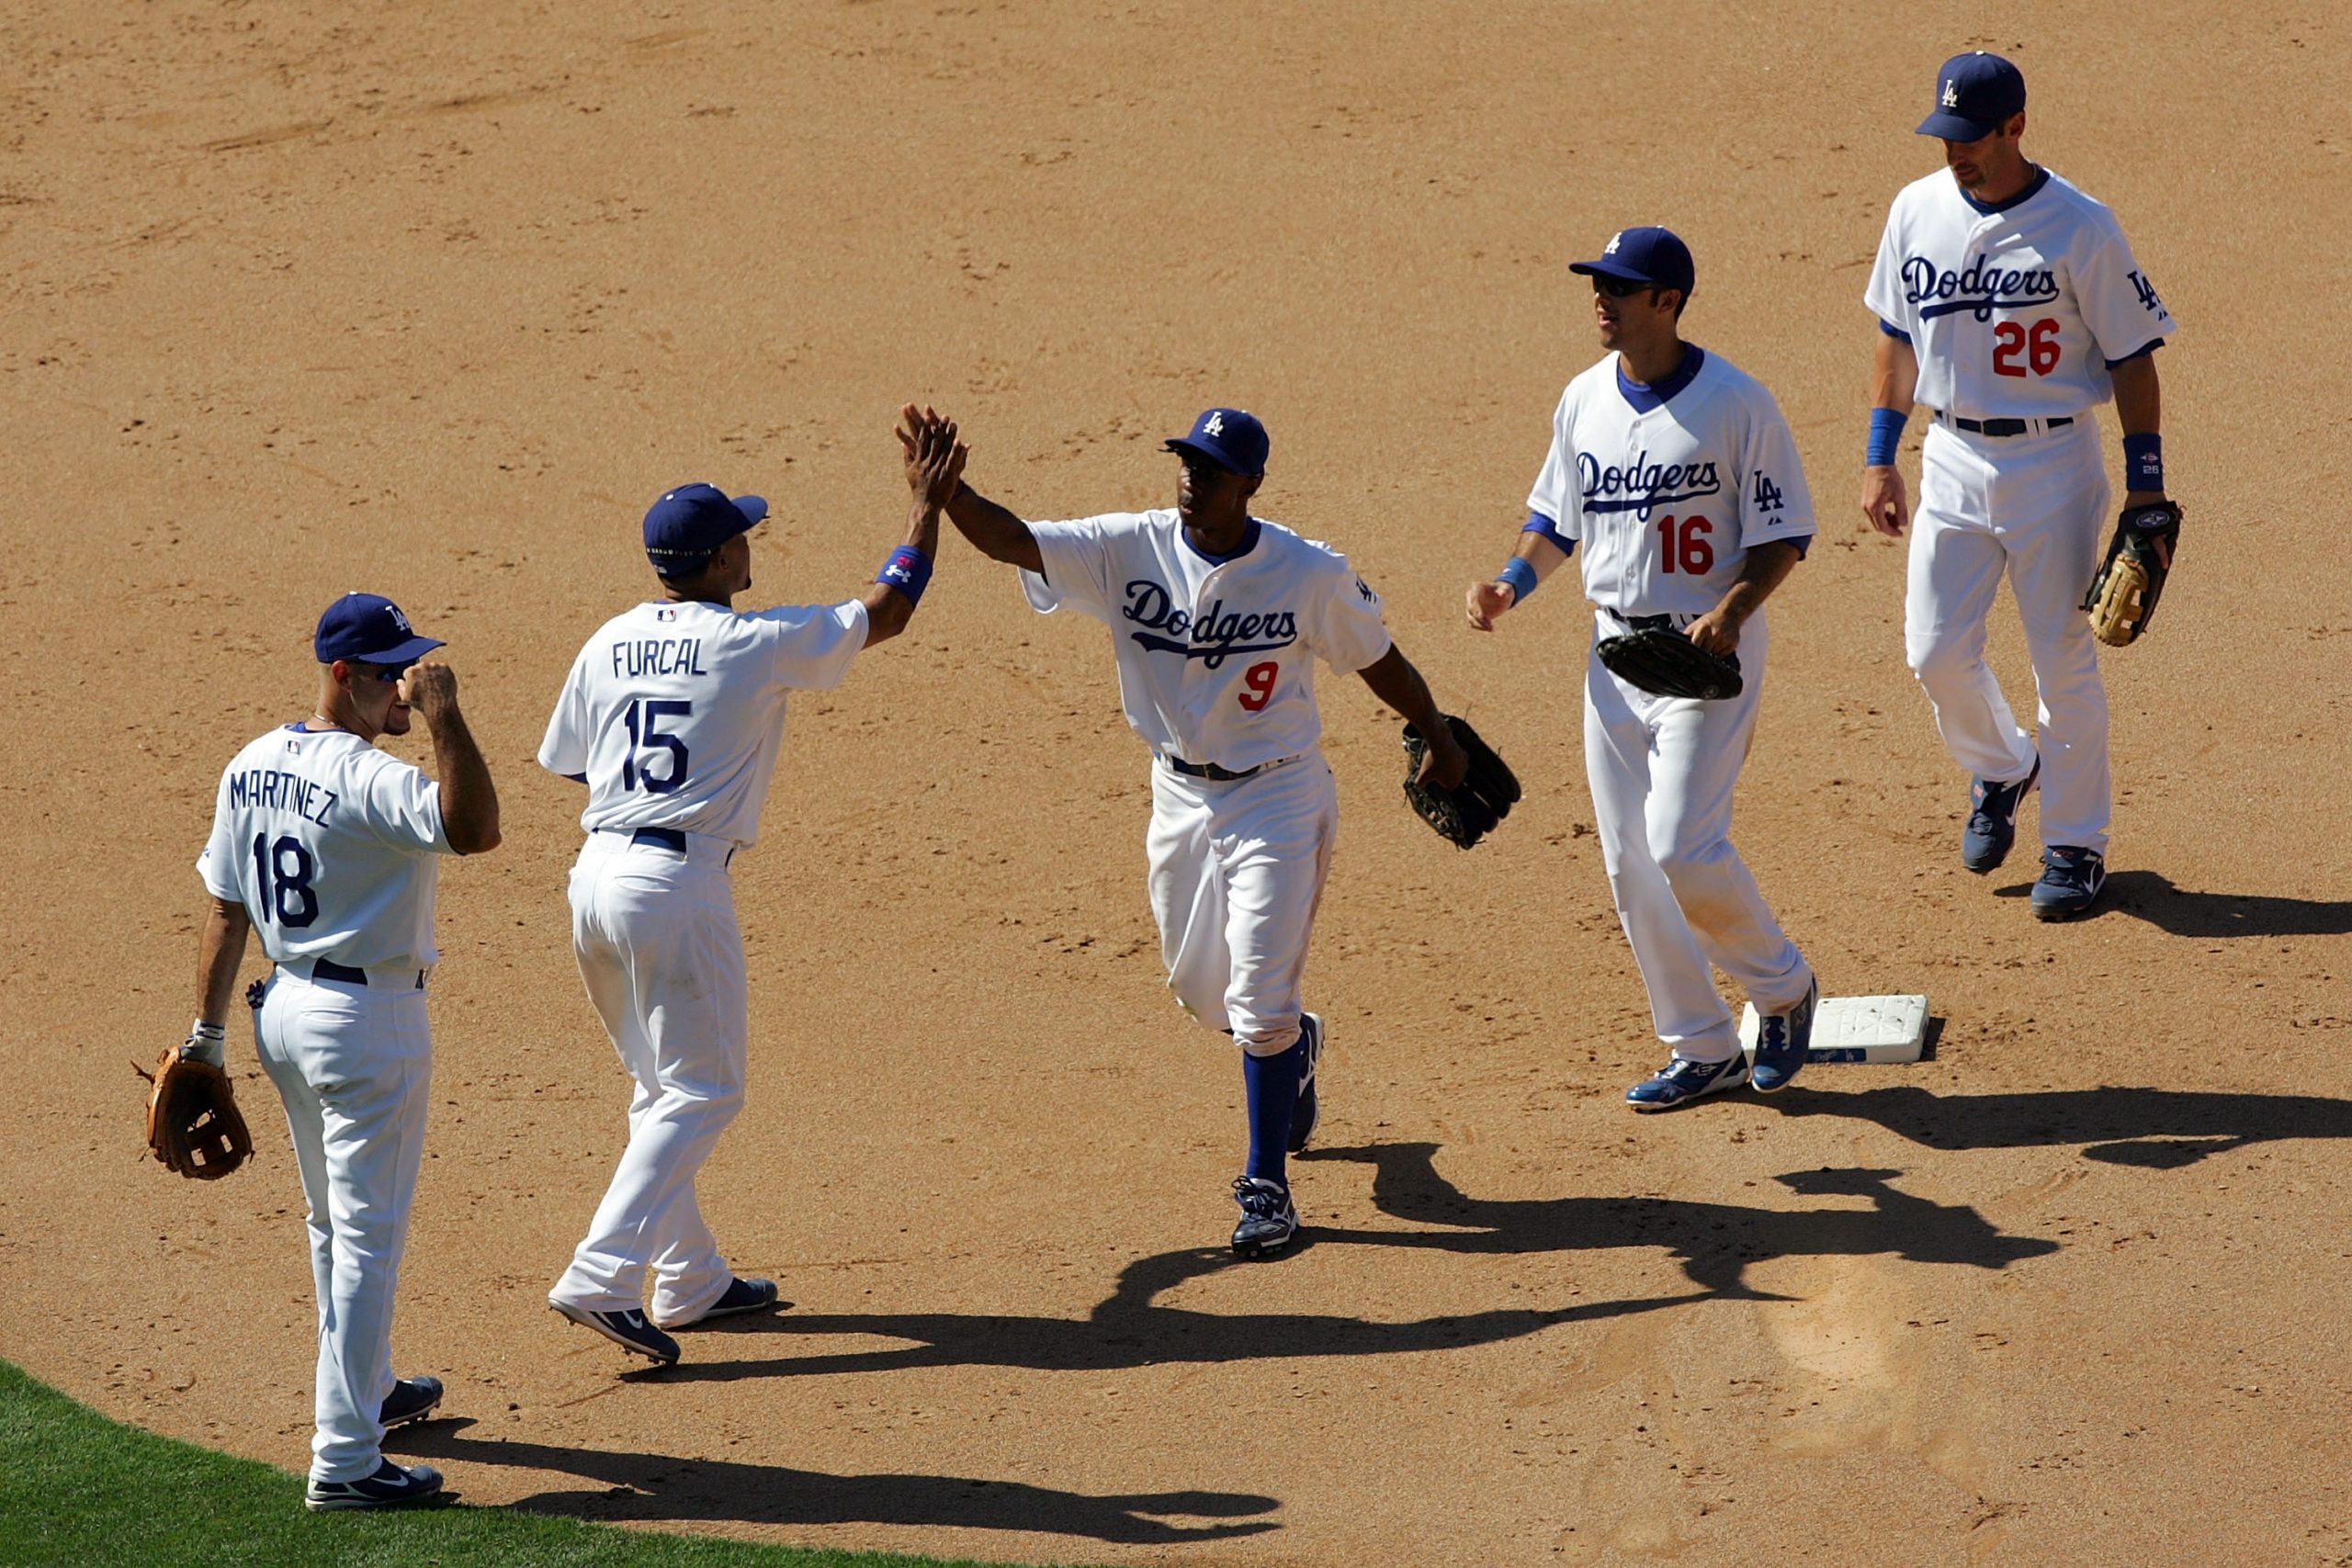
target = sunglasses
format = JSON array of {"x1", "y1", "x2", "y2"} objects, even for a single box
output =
[
  {"x1": 1591, "y1": 276, "x2": 1658, "y2": 299},
  {"x1": 349, "y1": 660, "x2": 413, "y2": 683}
]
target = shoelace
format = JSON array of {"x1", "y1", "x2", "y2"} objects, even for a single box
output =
[
  {"x1": 1232, "y1": 1177, "x2": 1289, "y2": 1214},
  {"x1": 1660, "y1": 1056, "x2": 1724, "y2": 1081},
  {"x1": 1757, "y1": 1016, "x2": 1790, "y2": 1052}
]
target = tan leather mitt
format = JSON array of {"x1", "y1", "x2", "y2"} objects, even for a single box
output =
[{"x1": 136, "y1": 1042, "x2": 254, "y2": 1180}]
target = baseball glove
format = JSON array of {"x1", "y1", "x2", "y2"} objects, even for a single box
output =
[
  {"x1": 2083, "y1": 499, "x2": 2182, "y2": 647},
  {"x1": 1403, "y1": 715, "x2": 1521, "y2": 850},
  {"x1": 135, "y1": 1039, "x2": 253, "y2": 1180},
  {"x1": 1596, "y1": 626, "x2": 1744, "y2": 701}
]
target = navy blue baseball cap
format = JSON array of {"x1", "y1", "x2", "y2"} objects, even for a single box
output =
[
  {"x1": 314, "y1": 592, "x2": 443, "y2": 667},
  {"x1": 1163, "y1": 409, "x2": 1269, "y2": 479},
  {"x1": 643, "y1": 482, "x2": 769, "y2": 572},
  {"x1": 1569, "y1": 227, "x2": 1696, "y2": 298},
  {"x1": 1917, "y1": 51, "x2": 2026, "y2": 141}
]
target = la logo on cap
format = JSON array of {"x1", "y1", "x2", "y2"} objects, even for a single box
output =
[
  {"x1": 1205, "y1": 412, "x2": 1227, "y2": 436},
  {"x1": 387, "y1": 604, "x2": 411, "y2": 633},
  {"x1": 1942, "y1": 78, "x2": 1960, "y2": 107},
  {"x1": 1605, "y1": 232, "x2": 1623, "y2": 254}
]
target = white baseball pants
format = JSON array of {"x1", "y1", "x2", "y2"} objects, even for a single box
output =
[
  {"x1": 1584, "y1": 610, "x2": 1812, "y2": 1064},
  {"x1": 551, "y1": 831, "x2": 747, "y2": 1329},
  {"x1": 253, "y1": 965, "x2": 433, "y2": 1485},
  {"x1": 1148, "y1": 755, "x2": 1336, "y2": 1057},
  {"x1": 1905, "y1": 419, "x2": 2112, "y2": 852}
]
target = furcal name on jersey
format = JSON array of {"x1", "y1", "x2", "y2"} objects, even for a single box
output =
[
  {"x1": 1901, "y1": 255, "x2": 2062, "y2": 321},
  {"x1": 228, "y1": 765, "x2": 337, "y2": 827},
  {"x1": 1579, "y1": 451, "x2": 1724, "y2": 520},
  {"x1": 1121, "y1": 581, "x2": 1298, "y2": 669},
  {"x1": 610, "y1": 637, "x2": 709, "y2": 679}
]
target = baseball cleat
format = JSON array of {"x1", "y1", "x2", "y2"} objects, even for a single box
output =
[
  {"x1": 669, "y1": 1276, "x2": 782, "y2": 1328},
  {"x1": 549, "y1": 1299, "x2": 681, "y2": 1366},
  {"x1": 1626, "y1": 1053, "x2": 1748, "y2": 1111},
  {"x1": 1287, "y1": 1012, "x2": 1325, "y2": 1155},
  {"x1": 305, "y1": 1460, "x2": 445, "y2": 1512},
  {"x1": 1962, "y1": 756, "x2": 2040, "y2": 873},
  {"x1": 1230, "y1": 1176, "x2": 1299, "y2": 1257},
  {"x1": 2030, "y1": 844, "x2": 2107, "y2": 920},
  {"x1": 1749, "y1": 977, "x2": 1818, "y2": 1094},
  {"x1": 379, "y1": 1374, "x2": 444, "y2": 1430}
]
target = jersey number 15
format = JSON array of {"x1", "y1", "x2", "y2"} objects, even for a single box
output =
[{"x1": 619, "y1": 698, "x2": 692, "y2": 794}]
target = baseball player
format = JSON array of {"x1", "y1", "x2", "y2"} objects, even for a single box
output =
[
  {"x1": 939, "y1": 406, "x2": 1469, "y2": 1256},
  {"x1": 1861, "y1": 51, "x2": 2176, "y2": 919},
  {"x1": 539, "y1": 409, "x2": 965, "y2": 1365},
  {"x1": 191, "y1": 592, "x2": 502, "y2": 1509},
  {"x1": 1465, "y1": 227, "x2": 1821, "y2": 1110}
]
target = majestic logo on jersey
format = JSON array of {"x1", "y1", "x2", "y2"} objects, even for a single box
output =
[
  {"x1": 1900, "y1": 254, "x2": 2061, "y2": 321},
  {"x1": 1578, "y1": 450, "x2": 1724, "y2": 519},
  {"x1": 1121, "y1": 581, "x2": 1297, "y2": 669}
]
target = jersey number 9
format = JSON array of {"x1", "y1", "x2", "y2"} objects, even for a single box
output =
[
  {"x1": 620, "y1": 698, "x2": 692, "y2": 794},
  {"x1": 1238, "y1": 660, "x2": 1280, "y2": 712}
]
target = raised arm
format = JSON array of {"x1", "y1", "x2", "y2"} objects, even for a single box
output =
[
  {"x1": 918, "y1": 418, "x2": 1044, "y2": 574},
  {"x1": 401, "y1": 661, "x2": 502, "y2": 854},
  {"x1": 866, "y1": 405, "x2": 967, "y2": 647},
  {"x1": 1860, "y1": 330, "x2": 1920, "y2": 537}
]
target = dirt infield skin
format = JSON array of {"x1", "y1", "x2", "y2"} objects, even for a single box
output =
[{"x1": 5, "y1": 3, "x2": 2349, "y2": 1564}]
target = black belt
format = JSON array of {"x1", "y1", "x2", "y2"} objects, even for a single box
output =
[
  {"x1": 630, "y1": 827, "x2": 687, "y2": 852},
  {"x1": 308, "y1": 958, "x2": 424, "y2": 989},
  {"x1": 1162, "y1": 756, "x2": 1269, "y2": 783},
  {"x1": 1946, "y1": 413, "x2": 2073, "y2": 437},
  {"x1": 1606, "y1": 609, "x2": 1677, "y2": 633}
]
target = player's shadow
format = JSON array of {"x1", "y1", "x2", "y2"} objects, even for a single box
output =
[
  {"x1": 386, "y1": 1419, "x2": 1278, "y2": 1545},
  {"x1": 650, "y1": 1147, "x2": 2047, "y2": 1386},
  {"x1": 1757, "y1": 1083, "x2": 2352, "y2": 1168},
  {"x1": 1300, "y1": 1143, "x2": 2056, "y2": 1296},
  {"x1": 1992, "y1": 868, "x2": 2352, "y2": 937}
]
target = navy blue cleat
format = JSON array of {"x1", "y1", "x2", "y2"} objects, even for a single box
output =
[
  {"x1": 305, "y1": 1460, "x2": 444, "y2": 1512},
  {"x1": 379, "y1": 1375, "x2": 444, "y2": 1430},
  {"x1": 1962, "y1": 756, "x2": 2041, "y2": 873},
  {"x1": 1287, "y1": 1012, "x2": 1325, "y2": 1155},
  {"x1": 1750, "y1": 977, "x2": 1819, "y2": 1095},
  {"x1": 1230, "y1": 1176, "x2": 1299, "y2": 1257},
  {"x1": 671, "y1": 1276, "x2": 782, "y2": 1329},
  {"x1": 1626, "y1": 1053, "x2": 1749, "y2": 1111},
  {"x1": 2030, "y1": 845, "x2": 2107, "y2": 920},
  {"x1": 549, "y1": 1300, "x2": 681, "y2": 1366}
]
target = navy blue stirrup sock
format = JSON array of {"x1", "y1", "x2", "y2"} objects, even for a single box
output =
[{"x1": 1241, "y1": 1038, "x2": 1306, "y2": 1185}]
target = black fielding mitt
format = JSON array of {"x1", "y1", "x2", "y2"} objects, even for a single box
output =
[
  {"x1": 1596, "y1": 626, "x2": 1744, "y2": 701},
  {"x1": 1403, "y1": 715, "x2": 1521, "y2": 850},
  {"x1": 2083, "y1": 499, "x2": 2182, "y2": 647}
]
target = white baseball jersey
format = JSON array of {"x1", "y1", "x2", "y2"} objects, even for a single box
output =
[
  {"x1": 538, "y1": 597, "x2": 868, "y2": 848},
  {"x1": 1019, "y1": 512, "x2": 1392, "y2": 772},
  {"x1": 1866, "y1": 166, "x2": 2176, "y2": 418},
  {"x1": 198, "y1": 726, "x2": 453, "y2": 968},
  {"x1": 1526, "y1": 347, "x2": 1817, "y2": 619}
]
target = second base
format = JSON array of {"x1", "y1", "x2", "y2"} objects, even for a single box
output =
[{"x1": 1738, "y1": 994, "x2": 1928, "y2": 1065}]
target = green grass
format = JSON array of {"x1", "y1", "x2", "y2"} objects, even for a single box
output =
[{"x1": 0, "y1": 1359, "x2": 1047, "y2": 1568}]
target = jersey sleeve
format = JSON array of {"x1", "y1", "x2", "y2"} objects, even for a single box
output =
[
  {"x1": 1311, "y1": 555, "x2": 1394, "y2": 675},
  {"x1": 353, "y1": 753, "x2": 453, "y2": 855},
  {"x1": 1736, "y1": 390, "x2": 1818, "y2": 550},
  {"x1": 2073, "y1": 216, "x2": 2176, "y2": 363},
  {"x1": 537, "y1": 647, "x2": 594, "y2": 778},
  {"x1": 1524, "y1": 387, "x2": 1587, "y2": 547},
  {"x1": 197, "y1": 767, "x2": 243, "y2": 903},
  {"x1": 1862, "y1": 200, "x2": 1912, "y2": 333},
  {"x1": 1018, "y1": 515, "x2": 1123, "y2": 621},
  {"x1": 752, "y1": 600, "x2": 869, "y2": 691}
]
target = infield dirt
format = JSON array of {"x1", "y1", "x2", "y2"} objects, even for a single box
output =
[{"x1": 6, "y1": 3, "x2": 2349, "y2": 1564}]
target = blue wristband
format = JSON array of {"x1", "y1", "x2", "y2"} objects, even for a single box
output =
[
  {"x1": 1866, "y1": 407, "x2": 1908, "y2": 467},
  {"x1": 876, "y1": 545, "x2": 933, "y2": 606},
  {"x1": 1496, "y1": 558, "x2": 1539, "y2": 603},
  {"x1": 2121, "y1": 433, "x2": 2164, "y2": 491}
]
